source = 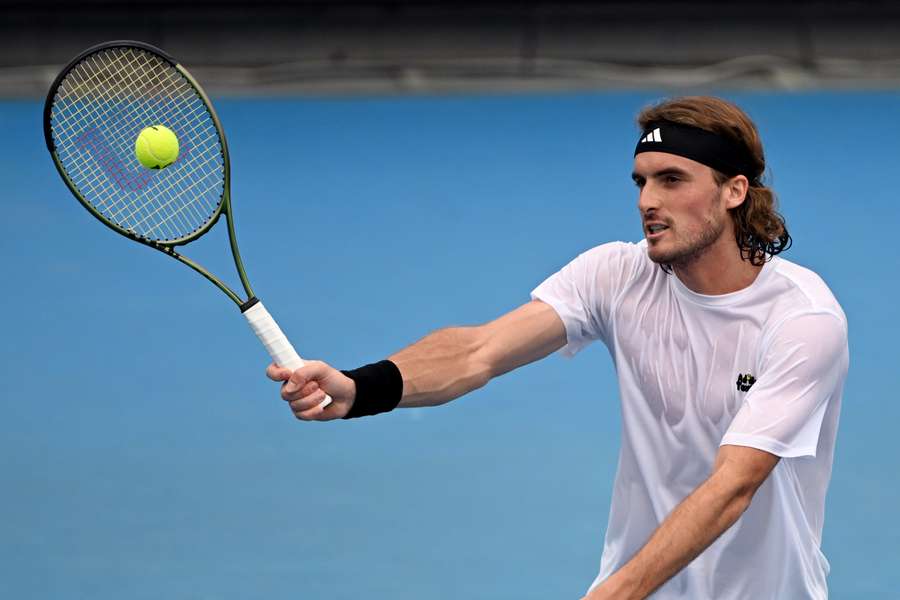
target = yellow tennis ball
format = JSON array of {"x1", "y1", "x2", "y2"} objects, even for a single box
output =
[{"x1": 135, "y1": 125, "x2": 180, "y2": 169}]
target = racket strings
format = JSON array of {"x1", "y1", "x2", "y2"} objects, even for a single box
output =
[
  {"x1": 59, "y1": 48, "x2": 220, "y2": 238},
  {"x1": 72, "y1": 49, "x2": 221, "y2": 239},
  {"x1": 50, "y1": 46, "x2": 226, "y2": 242},
  {"x1": 60, "y1": 52, "x2": 217, "y2": 241},
  {"x1": 59, "y1": 51, "x2": 196, "y2": 237},
  {"x1": 60, "y1": 53, "x2": 201, "y2": 240}
]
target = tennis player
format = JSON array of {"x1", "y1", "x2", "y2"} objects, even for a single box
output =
[{"x1": 267, "y1": 96, "x2": 848, "y2": 599}]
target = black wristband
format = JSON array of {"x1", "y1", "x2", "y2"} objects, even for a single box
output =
[{"x1": 340, "y1": 360, "x2": 404, "y2": 419}]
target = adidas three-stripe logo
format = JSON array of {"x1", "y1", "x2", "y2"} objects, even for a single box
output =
[{"x1": 640, "y1": 128, "x2": 662, "y2": 143}]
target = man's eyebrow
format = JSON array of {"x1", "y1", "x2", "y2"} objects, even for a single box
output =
[{"x1": 631, "y1": 167, "x2": 691, "y2": 181}]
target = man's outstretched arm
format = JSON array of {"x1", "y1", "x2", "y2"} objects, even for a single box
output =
[
  {"x1": 267, "y1": 299, "x2": 567, "y2": 419},
  {"x1": 584, "y1": 444, "x2": 780, "y2": 600},
  {"x1": 391, "y1": 299, "x2": 567, "y2": 408}
]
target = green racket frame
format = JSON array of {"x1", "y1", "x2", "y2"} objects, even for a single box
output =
[
  {"x1": 43, "y1": 40, "x2": 333, "y2": 408},
  {"x1": 43, "y1": 40, "x2": 252, "y2": 308}
]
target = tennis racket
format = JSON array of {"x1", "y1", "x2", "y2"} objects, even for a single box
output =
[{"x1": 43, "y1": 40, "x2": 331, "y2": 408}]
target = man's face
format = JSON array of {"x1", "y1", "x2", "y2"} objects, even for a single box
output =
[{"x1": 631, "y1": 152, "x2": 734, "y2": 268}]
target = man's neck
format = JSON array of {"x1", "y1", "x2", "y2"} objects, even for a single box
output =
[{"x1": 672, "y1": 237, "x2": 764, "y2": 296}]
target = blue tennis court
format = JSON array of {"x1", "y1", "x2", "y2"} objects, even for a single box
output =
[{"x1": 1, "y1": 91, "x2": 898, "y2": 598}]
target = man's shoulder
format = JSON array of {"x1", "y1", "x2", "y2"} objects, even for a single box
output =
[
  {"x1": 767, "y1": 256, "x2": 847, "y2": 324},
  {"x1": 580, "y1": 239, "x2": 647, "y2": 257},
  {"x1": 573, "y1": 239, "x2": 655, "y2": 286},
  {"x1": 576, "y1": 239, "x2": 650, "y2": 269}
]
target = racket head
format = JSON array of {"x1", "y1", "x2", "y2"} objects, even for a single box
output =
[{"x1": 44, "y1": 40, "x2": 230, "y2": 246}]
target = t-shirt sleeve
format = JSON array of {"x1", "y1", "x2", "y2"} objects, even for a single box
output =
[
  {"x1": 721, "y1": 311, "x2": 849, "y2": 458},
  {"x1": 530, "y1": 241, "x2": 645, "y2": 356}
]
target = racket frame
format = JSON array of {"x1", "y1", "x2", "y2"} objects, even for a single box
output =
[
  {"x1": 43, "y1": 40, "x2": 255, "y2": 309},
  {"x1": 44, "y1": 39, "x2": 332, "y2": 408}
]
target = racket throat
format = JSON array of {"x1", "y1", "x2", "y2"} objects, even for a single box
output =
[{"x1": 223, "y1": 203, "x2": 256, "y2": 302}]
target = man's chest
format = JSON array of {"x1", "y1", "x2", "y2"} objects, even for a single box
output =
[{"x1": 611, "y1": 292, "x2": 765, "y2": 427}]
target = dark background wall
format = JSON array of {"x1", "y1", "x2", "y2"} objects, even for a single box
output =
[{"x1": 4, "y1": 0, "x2": 900, "y2": 96}]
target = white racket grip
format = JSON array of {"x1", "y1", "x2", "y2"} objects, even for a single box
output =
[{"x1": 243, "y1": 301, "x2": 332, "y2": 409}]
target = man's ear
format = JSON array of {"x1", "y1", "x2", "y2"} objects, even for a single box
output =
[{"x1": 724, "y1": 175, "x2": 749, "y2": 209}]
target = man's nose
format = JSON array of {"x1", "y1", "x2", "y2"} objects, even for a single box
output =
[{"x1": 638, "y1": 182, "x2": 662, "y2": 215}]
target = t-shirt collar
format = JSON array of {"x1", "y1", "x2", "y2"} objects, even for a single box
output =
[{"x1": 668, "y1": 254, "x2": 777, "y2": 307}]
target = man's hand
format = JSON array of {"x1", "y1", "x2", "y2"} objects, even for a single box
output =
[{"x1": 266, "y1": 361, "x2": 357, "y2": 420}]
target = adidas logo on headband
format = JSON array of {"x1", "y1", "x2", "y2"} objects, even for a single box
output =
[{"x1": 640, "y1": 127, "x2": 662, "y2": 143}]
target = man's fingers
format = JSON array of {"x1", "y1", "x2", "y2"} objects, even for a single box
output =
[
  {"x1": 283, "y1": 361, "x2": 330, "y2": 394},
  {"x1": 282, "y1": 381, "x2": 319, "y2": 403},
  {"x1": 269, "y1": 360, "x2": 340, "y2": 419},
  {"x1": 300, "y1": 381, "x2": 319, "y2": 397},
  {"x1": 266, "y1": 363, "x2": 292, "y2": 382},
  {"x1": 290, "y1": 389, "x2": 331, "y2": 420}
]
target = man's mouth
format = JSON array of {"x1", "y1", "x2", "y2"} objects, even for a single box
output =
[{"x1": 646, "y1": 223, "x2": 669, "y2": 238}]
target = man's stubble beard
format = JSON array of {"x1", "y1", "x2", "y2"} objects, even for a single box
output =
[{"x1": 648, "y1": 196, "x2": 728, "y2": 270}]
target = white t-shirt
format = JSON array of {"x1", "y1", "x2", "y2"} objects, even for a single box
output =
[{"x1": 531, "y1": 240, "x2": 848, "y2": 600}]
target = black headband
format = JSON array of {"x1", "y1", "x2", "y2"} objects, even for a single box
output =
[{"x1": 634, "y1": 121, "x2": 759, "y2": 180}]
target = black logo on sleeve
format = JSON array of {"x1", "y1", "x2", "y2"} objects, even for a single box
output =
[{"x1": 736, "y1": 373, "x2": 756, "y2": 392}]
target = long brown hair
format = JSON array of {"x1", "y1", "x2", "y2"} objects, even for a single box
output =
[{"x1": 637, "y1": 96, "x2": 791, "y2": 266}]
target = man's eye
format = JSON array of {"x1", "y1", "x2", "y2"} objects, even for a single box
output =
[
  {"x1": 633, "y1": 179, "x2": 645, "y2": 188},
  {"x1": 665, "y1": 175, "x2": 680, "y2": 184}
]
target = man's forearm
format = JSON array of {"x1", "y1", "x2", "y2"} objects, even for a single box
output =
[
  {"x1": 390, "y1": 326, "x2": 493, "y2": 408},
  {"x1": 591, "y1": 471, "x2": 752, "y2": 599}
]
